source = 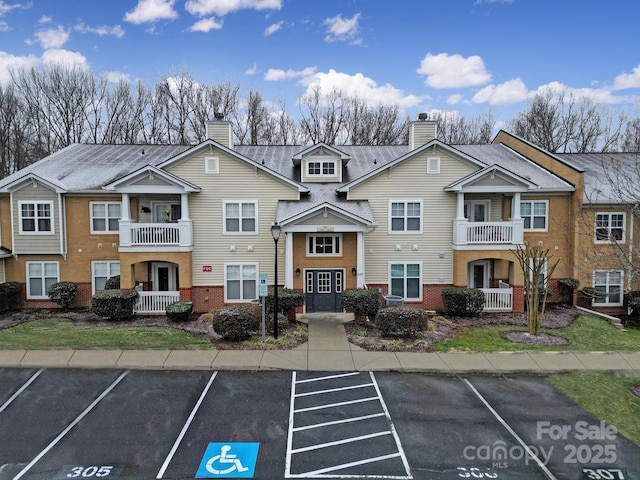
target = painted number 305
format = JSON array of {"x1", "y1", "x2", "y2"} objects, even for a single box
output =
[{"x1": 66, "y1": 466, "x2": 114, "y2": 478}]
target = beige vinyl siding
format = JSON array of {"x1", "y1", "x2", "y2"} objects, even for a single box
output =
[
  {"x1": 464, "y1": 193, "x2": 505, "y2": 221},
  {"x1": 301, "y1": 153, "x2": 342, "y2": 183},
  {"x1": 167, "y1": 150, "x2": 299, "y2": 286},
  {"x1": 11, "y1": 182, "x2": 62, "y2": 254},
  {"x1": 349, "y1": 149, "x2": 478, "y2": 284}
]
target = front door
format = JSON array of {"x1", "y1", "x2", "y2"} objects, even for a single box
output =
[
  {"x1": 152, "y1": 262, "x2": 178, "y2": 291},
  {"x1": 469, "y1": 261, "x2": 490, "y2": 289},
  {"x1": 305, "y1": 269, "x2": 343, "y2": 313}
]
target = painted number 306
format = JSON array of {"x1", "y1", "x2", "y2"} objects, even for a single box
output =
[{"x1": 66, "y1": 466, "x2": 114, "y2": 478}]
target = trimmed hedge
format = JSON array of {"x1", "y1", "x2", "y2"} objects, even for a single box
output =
[
  {"x1": 0, "y1": 282, "x2": 22, "y2": 312},
  {"x1": 628, "y1": 291, "x2": 640, "y2": 315},
  {"x1": 212, "y1": 303, "x2": 261, "y2": 341},
  {"x1": 48, "y1": 281, "x2": 78, "y2": 310},
  {"x1": 104, "y1": 275, "x2": 120, "y2": 290},
  {"x1": 442, "y1": 287, "x2": 485, "y2": 317},
  {"x1": 265, "y1": 288, "x2": 305, "y2": 316},
  {"x1": 341, "y1": 288, "x2": 380, "y2": 319},
  {"x1": 166, "y1": 301, "x2": 193, "y2": 321},
  {"x1": 375, "y1": 307, "x2": 427, "y2": 338},
  {"x1": 91, "y1": 289, "x2": 139, "y2": 321}
]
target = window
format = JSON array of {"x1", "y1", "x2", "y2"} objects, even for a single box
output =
[
  {"x1": 307, "y1": 234, "x2": 341, "y2": 256},
  {"x1": 520, "y1": 200, "x2": 548, "y2": 230},
  {"x1": 528, "y1": 258, "x2": 548, "y2": 288},
  {"x1": 91, "y1": 202, "x2": 121, "y2": 233},
  {"x1": 225, "y1": 264, "x2": 258, "y2": 301},
  {"x1": 427, "y1": 157, "x2": 440, "y2": 174},
  {"x1": 595, "y1": 213, "x2": 625, "y2": 243},
  {"x1": 19, "y1": 201, "x2": 53, "y2": 234},
  {"x1": 390, "y1": 201, "x2": 422, "y2": 233},
  {"x1": 92, "y1": 261, "x2": 120, "y2": 294},
  {"x1": 27, "y1": 261, "x2": 59, "y2": 298},
  {"x1": 593, "y1": 270, "x2": 623, "y2": 306},
  {"x1": 389, "y1": 262, "x2": 421, "y2": 300},
  {"x1": 224, "y1": 201, "x2": 257, "y2": 233},
  {"x1": 205, "y1": 156, "x2": 219, "y2": 174},
  {"x1": 307, "y1": 160, "x2": 336, "y2": 176}
]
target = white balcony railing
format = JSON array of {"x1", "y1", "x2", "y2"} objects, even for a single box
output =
[
  {"x1": 481, "y1": 288, "x2": 513, "y2": 312},
  {"x1": 119, "y1": 219, "x2": 192, "y2": 249},
  {"x1": 135, "y1": 291, "x2": 180, "y2": 314},
  {"x1": 454, "y1": 219, "x2": 524, "y2": 246}
]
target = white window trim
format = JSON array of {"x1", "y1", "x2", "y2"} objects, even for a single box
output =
[
  {"x1": 19, "y1": 200, "x2": 55, "y2": 235},
  {"x1": 306, "y1": 159, "x2": 337, "y2": 177},
  {"x1": 205, "y1": 156, "x2": 219, "y2": 174},
  {"x1": 592, "y1": 270, "x2": 624, "y2": 306},
  {"x1": 427, "y1": 156, "x2": 440, "y2": 174},
  {"x1": 594, "y1": 212, "x2": 626, "y2": 244},
  {"x1": 388, "y1": 261, "x2": 423, "y2": 301},
  {"x1": 520, "y1": 200, "x2": 548, "y2": 231},
  {"x1": 90, "y1": 201, "x2": 121, "y2": 234},
  {"x1": 26, "y1": 261, "x2": 59, "y2": 299},
  {"x1": 223, "y1": 200, "x2": 259, "y2": 235},
  {"x1": 306, "y1": 234, "x2": 343, "y2": 257},
  {"x1": 224, "y1": 262, "x2": 259, "y2": 302},
  {"x1": 389, "y1": 200, "x2": 423, "y2": 234},
  {"x1": 92, "y1": 260, "x2": 120, "y2": 295}
]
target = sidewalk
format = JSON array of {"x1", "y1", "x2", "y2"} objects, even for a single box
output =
[{"x1": 0, "y1": 317, "x2": 639, "y2": 373}]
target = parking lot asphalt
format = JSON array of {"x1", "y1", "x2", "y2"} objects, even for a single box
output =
[{"x1": 1, "y1": 368, "x2": 640, "y2": 480}]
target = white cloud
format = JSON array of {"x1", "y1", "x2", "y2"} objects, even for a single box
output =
[
  {"x1": 124, "y1": 0, "x2": 178, "y2": 24},
  {"x1": 41, "y1": 49, "x2": 89, "y2": 70},
  {"x1": 0, "y1": 1, "x2": 25, "y2": 16},
  {"x1": 323, "y1": 13, "x2": 361, "y2": 44},
  {"x1": 447, "y1": 94, "x2": 464, "y2": 106},
  {"x1": 613, "y1": 64, "x2": 640, "y2": 90},
  {"x1": 0, "y1": 20, "x2": 8, "y2": 31},
  {"x1": 39, "y1": 15, "x2": 52, "y2": 24},
  {"x1": 265, "y1": 66, "x2": 316, "y2": 81},
  {"x1": 0, "y1": 51, "x2": 39, "y2": 84},
  {"x1": 185, "y1": 0, "x2": 281, "y2": 17},
  {"x1": 104, "y1": 70, "x2": 130, "y2": 83},
  {"x1": 74, "y1": 23, "x2": 126, "y2": 38},
  {"x1": 417, "y1": 52, "x2": 491, "y2": 89},
  {"x1": 188, "y1": 17, "x2": 223, "y2": 32},
  {"x1": 264, "y1": 21, "x2": 282, "y2": 36},
  {"x1": 300, "y1": 69, "x2": 427, "y2": 109},
  {"x1": 472, "y1": 78, "x2": 529, "y2": 105},
  {"x1": 245, "y1": 63, "x2": 258, "y2": 75},
  {"x1": 34, "y1": 25, "x2": 70, "y2": 49}
]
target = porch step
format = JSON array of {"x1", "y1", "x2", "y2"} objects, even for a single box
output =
[{"x1": 296, "y1": 312, "x2": 355, "y2": 324}]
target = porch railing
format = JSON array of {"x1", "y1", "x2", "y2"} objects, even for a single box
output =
[
  {"x1": 131, "y1": 223, "x2": 180, "y2": 245},
  {"x1": 453, "y1": 219, "x2": 524, "y2": 245},
  {"x1": 480, "y1": 288, "x2": 513, "y2": 312},
  {"x1": 135, "y1": 291, "x2": 180, "y2": 315}
]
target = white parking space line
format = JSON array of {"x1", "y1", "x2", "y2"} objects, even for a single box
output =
[
  {"x1": 156, "y1": 371, "x2": 218, "y2": 479},
  {"x1": 463, "y1": 378, "x2": 558, "y2": 480},
  {"x1": 0, "y1": 369, "x2": 43, "y2": 415},
  {"x1": 286, "y1": 371, "x2": 412, "y2": 479},
  {"x1": 12, "y1": 370, "x2": 129, "y2": 480}
]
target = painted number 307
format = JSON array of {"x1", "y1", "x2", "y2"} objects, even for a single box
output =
[
  {"x1": 583, "y1": 468, "x2": 626, "y2": 479},
  {"x1": 66, "y1": 466, "x2": 114, "y2": 478}
]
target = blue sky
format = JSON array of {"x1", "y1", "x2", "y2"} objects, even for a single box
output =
[{"x1": 1, "y1": 0, "x2": 639, "y2": 127}]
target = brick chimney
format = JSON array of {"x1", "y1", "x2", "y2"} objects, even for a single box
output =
[
  {"x1": 206, "y1": 113, "x2": 232, "y2": 148},
  {"x1": 409, "y1": 113, "x2": 438, "y2": 150}
]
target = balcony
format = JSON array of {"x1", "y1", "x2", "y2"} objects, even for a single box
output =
[
  {"x1": 118, "y1": 219, "x2": 193, "y2": 252},
  {"x1": 453, "y1": 219, "x2": 524, "y2": 247},
  {"x1": 135, "y1": 290, "x2": 180, "y2": 314},
  {"x1": 481, "y1": 287, "x2": 513, "y2": 312}
]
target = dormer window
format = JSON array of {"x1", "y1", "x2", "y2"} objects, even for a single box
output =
[{"x1": 308, "y1": 160, "x2": 336, "y2": 176}]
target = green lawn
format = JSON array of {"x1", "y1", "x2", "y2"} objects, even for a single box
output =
[
  {"x1": 433, "y1": 315, "x2": 640, "y2": 352},
  {"x1": 0, "y1": 318, "x2": 215, "y2": 350},
  {"x1": 550, "y1": 372, "x2": 640, "y2": 446}
]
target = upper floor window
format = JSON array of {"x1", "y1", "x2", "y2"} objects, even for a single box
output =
[
  {"x1": 595, "y1": 212, "x2": 625, "y2": 243},
  {"x1": 308, "y1": 160, "x2": 336, "y2": 176},
  {"x1": 307, "y1": 234, "x2": 342, "y2": 256},
  {"x1": 390, "y1": 201, "x2": 422, "y2": 233},
  {"x1": 593, "y1": 270, "x2": 623, "y2": 306},
  {"x1": 224, "y1": 201, "x2": 257, "y2": 234},
  {"x1": 91, "y1": 202, "x2": 121, "y2": 233},
  {"x1": 26, "y1": 261, "x2": 59, "y2": 298},
  {"x1": 520, "y1": 200, "x2": 548, "y2": 230},
  {"x1": 19, "y1": 201, "x2": 53, "y2": 234}
]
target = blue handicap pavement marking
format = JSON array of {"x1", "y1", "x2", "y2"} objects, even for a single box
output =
[{"x1": 196, "y1": 443, "x2": 260, "y2": 478}]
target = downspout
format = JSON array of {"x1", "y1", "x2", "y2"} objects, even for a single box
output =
[
  {"x1": 629, "y1": 207, "x2": 635, "y2": 298},
  {"x1": 59, "y1": 193, "x2": 67, "y2": 260}
]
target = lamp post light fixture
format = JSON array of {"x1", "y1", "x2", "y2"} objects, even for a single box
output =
[{"x1": 271, "y1": 222, "x2": 281, "y2": 339}]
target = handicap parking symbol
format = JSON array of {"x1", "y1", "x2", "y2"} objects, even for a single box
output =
[{"x1": 196, "y1": 443, "x2": 260, "y2": 478}]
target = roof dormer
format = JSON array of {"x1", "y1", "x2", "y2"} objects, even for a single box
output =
[{"x1": 292, "y1": 143, "x2": 350, "y2": 183}]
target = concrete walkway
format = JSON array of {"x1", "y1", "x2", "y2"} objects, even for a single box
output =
[{"x1": 0, "y1": 317, "x2": 639, "y2": 373}]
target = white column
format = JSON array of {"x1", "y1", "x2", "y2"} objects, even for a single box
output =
[
  {"x1": 180, "y1": 193, "x2": 190, "y2": 220},
  {"x1": 356, "y1": 231, "x2": 365, "y2": 288},
  {"x1": 121, "y1": 193, "x2": 131, "y2": 221},
  {"x1": 284, "y1": 231, "x2": 293, "y2": 288},
  {"x1": 512, "y1": 192, "x2": 521, "y2": 219},
  {"x1": 456, "y1": 192, "x2": 465, "y2": 219}
]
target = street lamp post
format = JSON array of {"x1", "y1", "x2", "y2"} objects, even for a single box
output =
[{"x1": 271, "y1": 222, "x2": 281, "y2": 339}]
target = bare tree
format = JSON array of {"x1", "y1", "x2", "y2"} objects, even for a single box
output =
[
  {"x1": 299, "y1": 86, "x2": 347, "y2": 144},
  {"x1": 429, "y1": 110, "x2": 496, "y2": 144},
  {"x1": 344, "y1": 97, "x2": 409, "y2": 145}
]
